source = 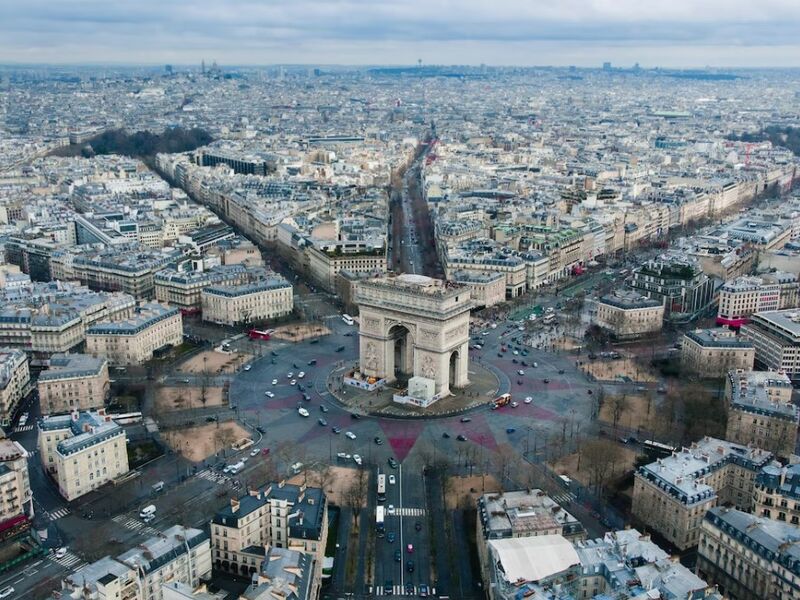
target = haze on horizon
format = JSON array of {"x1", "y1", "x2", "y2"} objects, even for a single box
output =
[{"x1": 2, "y1": 0, "x2": 800, "y2": 69}]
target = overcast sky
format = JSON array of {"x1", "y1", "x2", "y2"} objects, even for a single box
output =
[{"x1": 2, "y1": 0, "x2": 800, "y2": 68}]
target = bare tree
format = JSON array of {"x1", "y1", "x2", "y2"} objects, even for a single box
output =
[
  {"x1": 344, "y1": 467, "x2": 369, "y2": 520},
  {"x1": 580, "y1": 439, "x2": 624, "y2": 497},
  {"x1": 491, "y1": 444, "x2": 517, "y2": 489},
  {"x1": 214, "y1": 427, "x2": 236, "y2": 458},
  {"x1": 610, "y1": 394, "x2": 630, "y2": 435}
]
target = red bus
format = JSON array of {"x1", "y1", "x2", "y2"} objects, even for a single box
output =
[
  {"x1": 248, "y1": 329, "x2": 274, "y2": 341},
  {"x1": 491, "y1": 393, "x2": 511, "y2": 409}
]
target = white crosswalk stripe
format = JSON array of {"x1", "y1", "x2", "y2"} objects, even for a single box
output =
[
  {"x1": 196, "y1": 468, "x2": 229, "y2": 485},
  {"x1": 392, "y1": 507, "x2": 426, "y2": 517},
  {"x1": 48, "y1": 507, "x2": 70, "y2": 520},
  {"x1": 552, "y1": 492, "x2": 577, "y2": 504},
  {"x1": 369, "y1": 584, "x2": 435, "y2": 596},
  {"x1": 51, "y1": 550, "x2": 84, "y2": 569},
  {"x1": 112, "y1": 514, "x2": 160, "y2": 536},
  {"x1": 13, "y1": 425, "x2": 34, "y2": 433}
]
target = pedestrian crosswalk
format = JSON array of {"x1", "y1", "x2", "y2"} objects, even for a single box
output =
[
  {"x1": 196, "y1": 468, "x2": 229, "y2": 485},
  {"x1": 112, "y1": 514, "x2": 160, "y2": 537},
  {"x1": 392, "y1": 507, "x2": 426, "y2": 517},
  {"x1": 13, "y1": 424, "x2": 34, "y2": 433},
  {"x1": 370, "y1": 584, "x2": 435, "y2": 596},
  {"x1": 51, "y1": 550, "x2": 85, "y2": 570},
  {"x1": 552, "y1": 492, "x2": 577, "y2": 505},
  {"x1": 46, "y1": 507, "x2": 71, "y2": 521}
]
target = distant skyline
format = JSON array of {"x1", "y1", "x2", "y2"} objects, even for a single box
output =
[{"x1": 3, "y1": 0, "x2": 800, "y2": 68}]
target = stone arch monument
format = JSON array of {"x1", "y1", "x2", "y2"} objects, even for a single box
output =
[{"x1": 356, "y1": 274, "x2": 472, "y2": 397}]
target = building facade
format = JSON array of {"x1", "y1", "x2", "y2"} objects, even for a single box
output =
[
  {"x1": 0, "y1": 438, "x2": 33, "y2": 523},
  {"x1": 740, "y1": 309, "x2": 800, "y2": 380},
  {"x1": 85, "y1": 303, "x2": 183, "y2": 366},
  {"x1": 201, "y1": 278, "x2": 293, "y2": 327},
  {"x1": 753, "y1": 463, "x2": 800, "y2": 526},
  {"x1": 38, "y1": 353, "x2": 109, "y2": 415},
  {"x1": 594, "y1": 290, "x2": 664, "y2": 339},
  {"x1": 38, "y1": 409, "x2": 130, "y2": 501},
  {"x1": 681, "y1": 329, "x2": 755, "y2": 377},
  {"x1": 0, "y1": 348, "x2": 29, "y2": 427}
]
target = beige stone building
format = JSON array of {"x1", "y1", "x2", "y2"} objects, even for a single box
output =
[
  {"x1": 38, "y1": 408, "x2": 129, "y2": 501},
  {"x1": 753, "y1": 463, "x2": 800, "y2": 525},
  {"x1": 306, "y1": 245, "x2": 387, "y2": 292},
  {"x1": 38, "y1": 353, "x2": 109, "y2": 415},
  {"x1": 0, "y1": 438, "x2": 33, "y2": 521},
  {"x1": 697, "y1": 507, "x2": 800, "y2": 600},
  {"x1": 451, "y1": 270, "x2": 506, "y2": 308},
  {"x1": 595, "y1": 290, "x2": 664, "y2": 339},
  {"x1": 201, "y1": 277, "x2": 293, "y2": 326},
  {"x1": 210, "y1": 482, "x2": 327, "y2": 599},
  {"x1": 681, "y1": 329, "x2": 755, "y2": 377},
  {"x1": 740, "y1": 309, "x2": 800, "y2": 380},
  {"x1": 85, "y1": 303, "x2": 183, "y2": 366},
  {"x1": 0, "y1": 348, "x2": 30, "y2": 427},
  {"x1": 632, "y1": 437, "x2": 773, "y2": 550},
  {"x1": 725, "y1": 369, "x2": 799, "y2": 457}
]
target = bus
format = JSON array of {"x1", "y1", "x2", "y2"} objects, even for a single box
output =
[
  {"x1": 491, "y1": 393, "x2": 511, "y2": 409},
  {"x1": 643, "y1": 440, "x2": 676, "y2": 458},
  {"x1": 377, "y1": 473, "x2": 386, "y2": 503},
  {"x1": 248, "y1": 328, "x2": 274, "y2": 341},
  {"x1": 375, "y1": 506, "x2": 385, "y2": 537},
  {"x1": 342, "y1": 314, "x2": 354, "y2": 326}
]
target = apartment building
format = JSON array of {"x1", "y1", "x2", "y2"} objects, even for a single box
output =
[
  {"x1": 450, "y1": 270, "x2": 505, "y2": 308},
  {"x1": 38, "y1": 353, "x2": 109, "y2": 415},
  {"x1": 210, "y1": 482, "x2": 327, "y2": 599},
  {"x1": 154, "y1": 265, "x2": 254, "y2": 312},
  {"x1": 697, "y1": 507, "x2": 800, "y2": 600},
  {"x1": 632, "y1": 437, "x2": 773, "y2": 550},
  {"x1": 595, "y1": 290, "x2": 664, "y2": 339},
  {"x1": 716, "y1": 273, "x2": 799, "y2": 327},
  {"x1": 0, "y1": 438, "x2": 33, "y2": 522},
  {"x1": 305, "y1": 245, "x2": 387, "y2": 292},
  {"x1": 740, "y1": 309, "x2": 800, "y2": 380},
  {"x1": 0, "y1": 348, "x2": 29, "y2": 426},
  {"x1": 38, "y1": 408, "x2": 129, "y2": 501},
  {"x1": 753, "y1": 463, "x2": 800, "y2": 525},
  {"x1": 725, "y1": 369, "x2": 799, "y2": 457},
  {"x1": 71, "y1": 247, "x2": 179, "y2": 300},
  {"x1": 242, "y1": 546, "x2": 316, "y2": 600},
  {"x1": 60, "y1": 525, "x2": 212, "y2": 600},
  {"x1": 629, "y1": 258, "x2": 716, "y2": 321},
  {"x1": 681, "y1": 329, "x2": 755, "y2": 377},
  {"x1": 201, "y1": 277, "x2": 293, "y2": 326},
  {"x1": 85, "y1": 303, "x2": 183, "y2": 366}
]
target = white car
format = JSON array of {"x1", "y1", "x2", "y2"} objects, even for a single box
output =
[
  {"x1": 243, "y1": 365, "x2": 252, "y2": 371},
  {"x1": 353, "y1": 454, "x2": 362, "y2": 465},
  {"x1": 518, "y1": 370, "x2": 525, "y2": 376},
  {"x1": 524, "y1": 396, "x2": 533, "y2": 404},
  {"x1": 264, "y1": 391, "x2": 275, "y2": 398},
  {"x1": 0, "y1": 587, "x2": 14, "y2": 599},
  {"x1": 287, "y1": 372, "x2": 293, "y2": 378},
  {"x1": 511, "y1": 401, "x2": 519, "y2": 408},
  {"x1": 387, "y1": 504, "x2": 396, "y2": 514},
  {"x1": 513, "y1": 350, "x2": 519, "y2": 355},
  {"x1": 298, "y1": 371, "x2": 305, "y2": 378},
  {"x1": 55, "y1": 547, "x2": 68, "y2": 559},
  {"x1": 290, "y1": 379, "x2": 297, "y2": 386},
  {"x1": 389, "y1": 474, "x2": 396, "y2": 484},
  {"x1": 345, "y1": 431, "x2": 356, "y2": 440},
  {"x1": 272, "y1": 379, "x2": 278, "y2": 385},
  {"x1": 250, "y1": 448, "x2": 259, "y2": 457},
  {"x1": 298, "y1": 407, "x2": 310, "y2": 417}
]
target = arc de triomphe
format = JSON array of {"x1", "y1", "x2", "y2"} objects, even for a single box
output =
[{"x1": 355, "y1": 274, "x2": 472, "y2": 397}]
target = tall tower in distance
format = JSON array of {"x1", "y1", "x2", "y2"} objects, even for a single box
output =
[{"x1": 201, "y1": 59, "x2": 206, "y2": 74}]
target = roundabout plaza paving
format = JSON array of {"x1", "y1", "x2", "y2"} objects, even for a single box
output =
[{"x1": 228, "y1": 317, "x2": 597, "y2": 467}]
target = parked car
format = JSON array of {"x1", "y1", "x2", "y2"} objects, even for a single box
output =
[
  {"x1": 387, "y1": 532, "x2": 396, "y2": 543},
  {"x1": 318, "y1": 418, "x2": 328, "y2": 426},
  {"x1": 387, "y1": 505, "x2": 396, "y2": 515},
  {"x1": 55, "y1": 547, "x2": 68, "y2": 559},
  {"x1": 332, "y1": 426, "x2": 341, "y2": 434},
  {"x1": 345, "y1": 431, "x2": 356, "y2": 440},
  {"x1": 388, "y1": 457, "x2": 398, "y2": 468},
  {"x1": 457, "y1": 434, "x2": 467, "y2": 441}
]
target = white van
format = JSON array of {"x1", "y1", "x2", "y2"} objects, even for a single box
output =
[
  {"x1": 228, "y1": 461, "x2": 245, "y2": 475},
  {"x1": 139, "y1": 505, "x2": 156, "y2": 519},
  {"x1": 291, "y1": 462, "x2": 304, "y2": 474},
  {"x1": 151, "y1": 481, "x2": 164, "y2": 493}
]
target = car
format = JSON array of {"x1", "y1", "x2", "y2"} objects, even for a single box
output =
[
  {"x1": 353, "y1": 454, "x2": 362, "y2": 465},
  {"x1": 442, "y1": 432, "x2": 450, "y2": 438},
  {"x1": 414, "y1": 521, "x2": 422, "y2": 531},
  {"x1": 290, "y1": 379, "x2": 297, "y2": 385},
  {"x1": 457, "y1": 434, "x2": 467, "y2": 441},
  {"x1": 336, "y1": 346, "x2": 345, "y2": 352},
  {"x1": 351, "y1": 413, "x2": 361, "y2": 420},
  {"x1": 517, "y1": 380, "x2": 523, "y2": 385},
  {"x1": 302, "y1": 393, "x2": 311, "y2": 401},
  {"x1": 405, "y1": 582, "x2": 415, "y2": 595},
  {"x1": 524, "y1": 396, "x2": 533, "y2": 404},
  {"x1": 298, "y1": 371, "x2": 305, "y2": 378},
  {"x1": 256, "y1": 426, "x2": 266, "y2": 434},
  {"x1": 497, "y1": 353, "x2": 503, "y2": 358},
  {"x1": 388, "y1": 457, "x2": 398, "y2": 468},
  {"x1": 205, "y1": 415, "x2": 218, "y2": 422},
  {"x1": 394, "y1": 550, "x2": 402, "y2": 562},
  {"x1": 250, "y1": 448, "x2": 260, "y2": 457},
  {"x1": 332, "y1": 426, "x2": 341, "y2": 434},
  {"x1": 418, "y1": 583, "x2": 429, "y2": 597},
  {"x1": 533, "y1": 362, "x2": 538, "y2": 367},
  {"x1": 543, "y1": 378, "x2": 550, "y2": 384},
  {"x1": 182, "y1": 378, "x2": 190, "y2": 383},
  {"x1": 287, "y1": 372, "x2": 293, "y2": 378},
  {"x1": 374, "y1": 437, "x2": 383, "y2": 445},
  {"x1": 262, "y1": 448, "x2": 270, "y2": 456},
  {"x1": 336, "y1": 452, "x2": 351, "y2": 461},
  {"x1": 587, "y1": 389, "x2": 593, "y2": 395},
  {"x1": 345, "y1": 431, "x2": 356, "y2": 440},
  {"x1": 55, "y1": 547, "x2": 68, "y2": 559},
  {"x1": 318, "y1": 418, "x2": 328, "y2": 426},
  {"x1": 406, "y1": 543, "x2": 414, "y2": 553},
  {"x1": 320, "y1": 405, "x2": 329, "y2": 413},
  {"x1": 0, "y1": 586, "x2": 14, "y2": 598},
  {"x1": 271, "y1": 351, "x2": 278, "y2": 356},
  {"x1": 510, "y1": 401, "x2": 519, "y2": 408},
  {"x1": 521, "y1": 360, "x2": 528, "y2": 366},
  {"x1": 388, "y1": 474, "x2": 396, "y2": 484},
  {"x1": 406, "y1": 560, "x2": 415, "y2": 573},
  {"x1": 308, "y1": 359, "x2": 317, "y2": 366},
  {"x1": 506, "y1": 427, "x2": 516, "y2": 434},
  {"x1": 518, "y1": 370, "x2": 525, "y2": 376},
  {"x1": 387, "y1": 532, "x2": 396, "y2": 543},
  {"x1": 272, "y1": 379, "x2": 278, "y2": 385},
  {"x1": 512, "y1": 358, "x2": 518, "y2": 364},
  {"x1": 241, "y1": 456, "x2": 249, "y2": 463},
  {"x1": 558, "y1": 369, "x2": 565, "y2": 374},
  {"x1": 264, "y1": 391, "x2": 275, "y2": 398},
  {"x1": 298, "y1": 407, "x2": 309, "y2": 417},
  {"x1": 243, "y1": 365, "x2": 251, "y2": 371},
  {"x1": 298, "y1": 384, "x2": 305, "y2": 392},
  {"x1": 460, "y1": 417, "x2": 472, "y2": 423},
  {"x1": 387, "y1": 504, "x2": 396, "y2": 514}
]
